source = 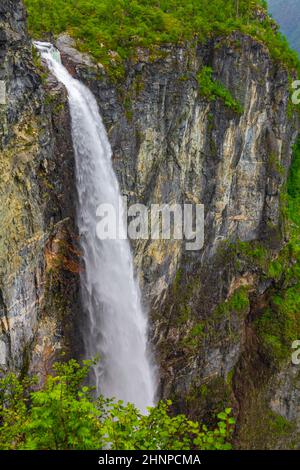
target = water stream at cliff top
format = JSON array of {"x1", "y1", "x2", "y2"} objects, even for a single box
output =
[{"x1": 34, "y1": 42, "x2": 155, "y2": 412}]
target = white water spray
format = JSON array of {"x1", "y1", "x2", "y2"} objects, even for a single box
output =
[{"x1": 34, "y1": 42, "x2": 155, "y2": 412}]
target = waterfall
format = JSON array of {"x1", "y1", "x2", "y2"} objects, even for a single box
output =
[{"x1": 34, "y1": 42, "x2": 155, "y2": 412}]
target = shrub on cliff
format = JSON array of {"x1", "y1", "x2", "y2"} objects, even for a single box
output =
[{"x1": 0, "y1": 359, "x2": 235, "y2": 450}]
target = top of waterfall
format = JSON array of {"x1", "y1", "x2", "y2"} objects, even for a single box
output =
[{"x1": 33, "y1": 41, "x2": 62, "y2": 64}]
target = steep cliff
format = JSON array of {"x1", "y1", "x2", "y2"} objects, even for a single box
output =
[
  {"x1": 56, "y1": 31, "x2": 300, "y2": 448},
  {"x1": 1, "y1": 0, "x2": 300, "y2": 450},
  {"x1": 0, "y1": 1, "x2": 81, "y2": 376}
]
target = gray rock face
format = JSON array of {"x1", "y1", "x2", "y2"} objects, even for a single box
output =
[
  {"x1": 57, "y1": 33, "x2": 300, "y2": 448},
  {"x1": 0, "y1": 2, "x2": 80, "y2": 374},
  {"x1": 56, "y1": 33, "x2": 95, "y2": 68}
]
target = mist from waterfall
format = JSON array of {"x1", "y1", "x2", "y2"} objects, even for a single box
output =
[{"x1": 35, "y1": 42, "x2": 155, "y2": 412}]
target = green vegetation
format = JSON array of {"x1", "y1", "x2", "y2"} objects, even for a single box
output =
[
  {"x1": 235, "y1": 240, "x2": 271, "y2": 267},
  {"x1": 215, "y1": 287, "x2": 250, "y2": 318},
  {"x1": 227, "y1": 235, "x2": 292, "y2": 279},
  {"x1": 197, "y1": 66, "x2": 243, "y2": 113},
  {"x1": 171, "y1": 268, "x2": 193, "y2": 326},
  {"x1": 183, "y1": 322, "x2": 206, "y2": 349},
  {"x1": 181, "y1": 148, "x2": 299, "y2": 363},
  {"x1": 182, "y1": 376, "x2": 234, "y2": 429},
  {"x1": 288, "y1": 138, "x2": 300, "y2": 227},
  {"x1": 255, "y1": 138, "x2": 300, "y2": 365},
  {"x1": 208, "y1": 138, "x2": 300, "y2": 367},
  {"x1": 268, "y1": 152, "x2": 286, "y2": 177},
  {"x1": 24, "y1": 0, "x2": 300, "y2": 77},
  {"x1": 182, "y1": 286, "x2": 250, "y2": 351},
  {"x1": 268, "y1": 410, "x2": 295, "y2": 435},
  {"x1": 0, "y1": 359, "x2": 235, "y2": 450}
]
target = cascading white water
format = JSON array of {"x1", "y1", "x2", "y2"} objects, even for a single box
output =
[{"x1": 34, "y1": 42, "x2": 155, "y2": 412}]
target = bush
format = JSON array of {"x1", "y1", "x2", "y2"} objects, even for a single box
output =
[
  {"x1": 0, "y1": 359, "x2": 235, "y2": 450},
  {"x1": 24, "y1": 1, "x2": 300, "y2": 76}
]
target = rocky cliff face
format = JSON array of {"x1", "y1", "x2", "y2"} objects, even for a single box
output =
[
  {"x1": 1, "y1": 1, "x2": 300, "y2": 449},
  {"x1": 57, "y1": 32, "x2": 300, "y2": 448},
  {"x1": 0, "y1": 1, "x2": 81, "y2": 377}
]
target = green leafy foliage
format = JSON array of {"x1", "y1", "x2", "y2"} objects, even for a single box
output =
[
  {"x1": 0, "y1": 373, "x2": 35, "y2": 450},
  {"x1": 24, "y1": 1, "x2": 300, "y2": 76},
  {"x1": 197, "y1": 66, "x2": 243, "y2": 113},
  {"x1": 215, "y1": 287, "x2": 250, "y2": 317},
  {"x1": 0, "y1": 360, "x2": 235, "y2": 450}
]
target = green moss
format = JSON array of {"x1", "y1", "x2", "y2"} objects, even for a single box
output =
[
  {"x1": 268, "y1": 412, "x2": 295, "y2": 436},
  {"x1": 226, "y1": 368, "x2": 235, "y2": 386},
  {"x1": 181, "y1": 285, "x2": 250, "y2": 348},
  {"x1": 197, "y1": 66, "x2": 243, "y2": 114},
  {"x1": 237, "y1": 385, "x2": 298, "y2": 449},
  {"x1": 131, "y1": 73, "x2": 145, "y2": 96},
  {"x1": 288, "y1": 138, "x2": 300, "y2": 229},
  {"x1": 32, "y1": 45, "x2": 49, "y2": 83},
  {"x1": 267, "y1": 258, "x2": 285, "y2": 281},
  {"x1": 124, "y1": 96, "x2": 133, "y2": 121},
  {"x1": 214, "y1": 287, "x2": 250, "y2": 319},
  {"x1": 182, "y1": 376, "x2": 233, "y2": 425},
  {"x1": 200, "y1": 384, "x2": 208, "y2": 398},
  {"x1": 190, "y1": 323, "x2": 205, "y2": 337},
  {"x1": 44, "y1": 93, "x2": 57, "y2": 106},
  {"x1": 236, "y1": 240, "x2": 271, "y2": 268},
  {"x1": 218, "y1": 238, "x2": 274, "y2": 275},
  {"x1": 268, "y1": 152, "x2": 286, "y2": 177},
  {"x1": 183, "y1": 321, "x2": 205, "y2": 348},
  {"x1": 173, "y1": 267, "x2": 183, "y2": 288},
  {"x1": 256, "y1": 278, "x2": 300, "y2": 365},
  {"x1": 179, "y1": 74, "x2": 190, "y2": 82},
  {"x1": 32, "y1": 45, "x2": 42, "y2": 69},
  {"x1": 169, "y1": 268, "x2": 194, "y2": 325}
]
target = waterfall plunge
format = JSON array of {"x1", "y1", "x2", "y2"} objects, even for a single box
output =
[{"x1": 35, "y1": 43, "x2": 155, "y2": 412}]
